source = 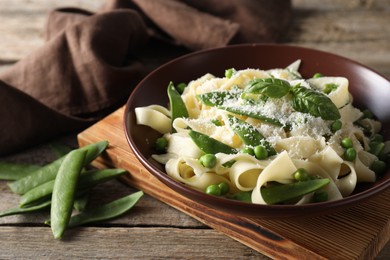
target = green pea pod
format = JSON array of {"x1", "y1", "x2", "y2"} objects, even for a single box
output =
[
  {"x1": 51, "y1": 149, "x2": 86, "y2": 239},
  {"x1": 197, "y1": 90, "x2": 241, "y2": 107},
  {"x1": 221, "y1": 106, "x2": 283, "y2": 126},
  {"x1": 8, "y1": 141, "x2": 109, "y2": 195},
  {"x1": 168, "y1": 81, "x2": 188, "y2": 132},
  {"x1": 227, "y1": 115, "x2": 265, "y2": 144},
  {"x1": 68, "y1": 191, "x2": 144, "y2": 228},
  {"x1": 0, "y1": 200, "x2": 51, "y2": 218},
  {"x1": 261, "y1": 178, "x2": 330, "y2": 205},
  {"x1": 189, "y1": 130, "x2": 237, "y2": 155},
  {"x1": 20, "y1": 168, "x2": 127, "y2": 208},
  {"x1": 73, "y1": 193, "x2": 90, "y2": 212},
  {"x1": 227, "y1": 115, "x2": 276, "y2": 156},
  {"x1": 0, "y1": 162, "x2": 40, "y2": 181},
  {"x1": 48, "y1": 142, "x2": 72, "y2": 158}
]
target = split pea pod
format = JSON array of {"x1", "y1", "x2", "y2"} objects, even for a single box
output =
[
  {"x1": 51, "y1": 149, "x2": 86, "y2": 239},
  {"x1": 19, "y1": 168, "x2": 127, "y2": 208},
  {"x1": 260, "y1": 178, "x2": 330, "y2": 205},
  {"x1": 8, "y1": 141, "x2": 108, "y2": 195}
]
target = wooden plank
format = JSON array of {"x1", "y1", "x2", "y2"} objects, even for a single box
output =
[
  {"x1": 77, "y1": 106, "x2": 390, "y2": 259},
  {"x1": 0, "y1": 227, "x2": 267, "y2": 259}
]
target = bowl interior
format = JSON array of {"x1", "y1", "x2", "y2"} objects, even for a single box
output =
[{"x1": 124, "y1": 44, "x2": 390, "y2": 218}]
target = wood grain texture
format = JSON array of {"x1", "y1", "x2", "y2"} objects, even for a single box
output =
[
  {"x1": 1, "y1": 0, "x2": 390, "y2": 259},
  {"x1": 77, "y1": 106, "x2": 390, "y2": 260},
  {"x1": 0, "y1": 227, "x2": 262, "y2": 259}
]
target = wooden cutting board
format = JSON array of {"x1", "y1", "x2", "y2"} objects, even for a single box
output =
[{"x1": 78, "y1": 106, "x2": 390, "y2": 260}]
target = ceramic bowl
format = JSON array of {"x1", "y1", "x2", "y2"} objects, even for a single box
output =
[{"x1": 124, "y1": 44, "x2": 390, "y2": 218}]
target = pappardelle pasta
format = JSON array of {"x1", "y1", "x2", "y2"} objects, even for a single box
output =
[{"x1": 135, "y1": 60, "x2": 390, "y2": 205}]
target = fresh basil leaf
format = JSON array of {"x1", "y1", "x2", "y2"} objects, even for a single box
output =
[
  {"x1": 291, "y1": 85, "x2": 340, "y2": 120},
  {"x1": 245, "y1": 78, "x2": 290, "y2": 98}
]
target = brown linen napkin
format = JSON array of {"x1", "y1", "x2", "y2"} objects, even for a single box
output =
[{"x1": 0, "y1": 0, "x2": 292, "y2": 156}]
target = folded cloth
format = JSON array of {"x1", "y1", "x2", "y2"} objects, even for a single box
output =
[{"x1": 0, "y1": 0, "x2": 292, "y2": 156}]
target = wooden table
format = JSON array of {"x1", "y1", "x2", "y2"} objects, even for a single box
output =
[{"x1": 1, "y1": 1, "x2": 389, "y2": 259}]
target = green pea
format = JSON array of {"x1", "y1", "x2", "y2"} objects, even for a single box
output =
[
  {"x1": 176, "y1": 83, "x2": 187, "y2": 94},
  {"x1": 370, "y1": 160, "x2": 387, "y2": 175},
  {"x1": 323, "y1": 83, "x2": 338, "y2": 94},
  {"x1": 199, "y1": 154, "x2": 217, "y2": 168},
  {"x1": 51, "y1": 149, "x2": 87, "y2": 239},
  {"x1": 241, "y1": 147, "x2": 255, "y2": 156},
  {"x1": 8, "y1": 141, "x2": 108, "y2": 195},
  {"x1": 312, "y1": 73, "x2": 323, "y2": 78},
  {"x1": 331, "y1": 120, "x2": 342, "y2": 133},
  {"x1": 341, "y1": 137, "x2": 353, "y2": 149},
  {"x1": 293, "y1": 168, "x2": 310, "y2": 182},
  {"x1": 68, "y1": 191, "x2": 143, "y2": 228},
  {"x1": 344, "y1": 147, "x2": 357, "y2": 161},
  {"x1": 205, "y1": 184, "x2": 222, "y2": 196},
  {"x1": 155, "y1": 137, "x2": 168, "y2": 153},
  {"x1": 313, "y1": 190, "x2": 328, "y2": 202},
  {"x1": 225, "y1": 68, "x2": 234, "y2": 79},
  {"x1": 362, "y1": 109, "x2": 373, "y2": 119},
  {"x1": 218, "y1": 182, "x2": 230, "y2": 195},
  {"x1": 254, "y1": 145, "x2": 268, "y2": 160}
]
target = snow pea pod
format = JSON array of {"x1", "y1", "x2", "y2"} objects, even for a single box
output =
[
  {"x1": 227, "y1": 115, "x2": 276, "y2": 156},
  {"x1": 197, "y1": 90, "x2": 241, "y2": 107},
  {"x1": 8, "y1": 141, "x2": 109, "y2": 195},
  {"x1": 188, "y1": 130, "x2": 237, "y2": 155},
  {"x1": 0, "y1": 200, "x2": 51, "y2": 218},
  {"x1": 51, "y1": 149, "x2": 86, "y2": 239},
  {"x1": 73, "y1": 193, "x2": 89, "y2": 212},
  {"x1": 67, "y1": 191, "x2": 143, "y2": 228},
  {"x1": 227, "y1": 114, "x2": 265, "y2": 144},
  {"x1": 0, "y1": 162, "x2": 40, "y2": 181},
  {"x1": 168, "y1": 81, "x2": 188, "y2": 132},
  {"x1": 261, "y1": 178, "x2": 330, "y2": 205},
  {"x1": 20, "y1": 168, "x2": 127, "y2": 208},
  {"x1": 222, "y1": 106, "x2": 283, "y2": 126}
]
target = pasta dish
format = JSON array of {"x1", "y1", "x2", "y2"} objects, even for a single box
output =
[{"x1": 134, "y1": 60, "x2": 389, "y2": 205}]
